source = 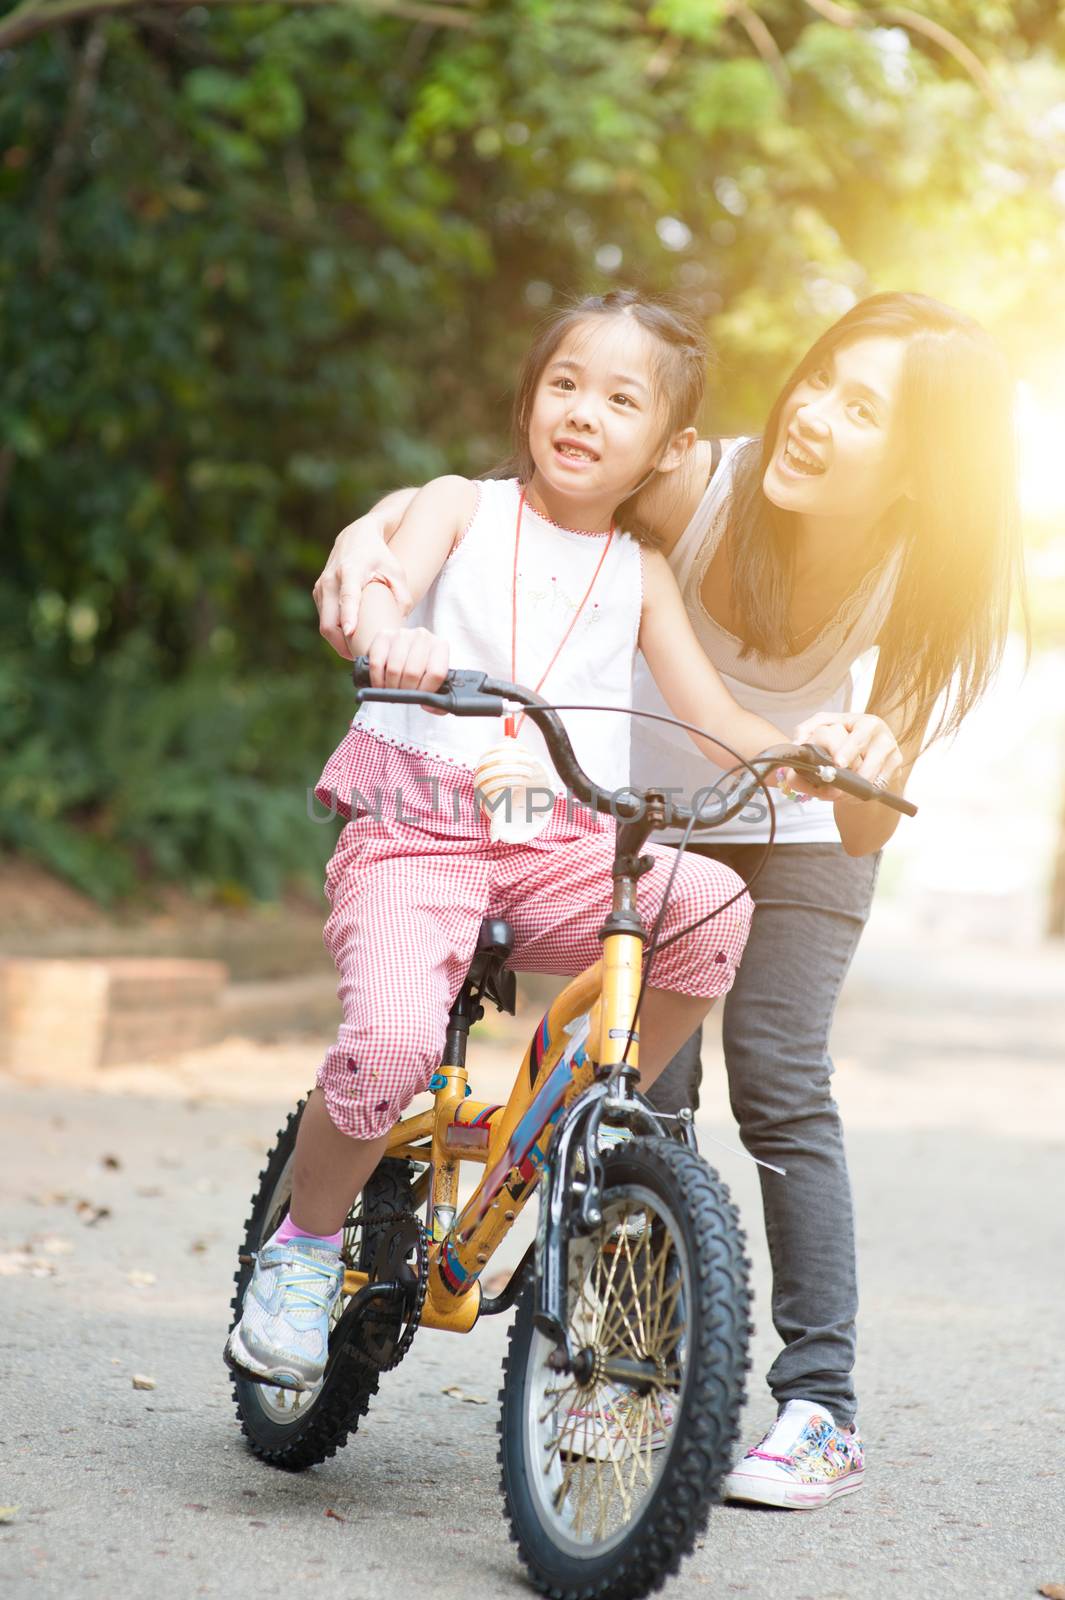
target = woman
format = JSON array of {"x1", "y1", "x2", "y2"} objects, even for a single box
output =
[{"x1": 311, "y1": 292, "x2": 1023, "y2": 1509}]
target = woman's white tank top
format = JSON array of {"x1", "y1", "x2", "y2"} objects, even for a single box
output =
[
  {"x1": 354, "y1": 477, "x2": 644, "y2": 797},
  {"x1": 631, "y1": 439, "x2": 900, "y2": 844}
]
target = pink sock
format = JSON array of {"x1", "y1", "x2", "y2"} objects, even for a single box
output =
[{"x1": 271, "y1": 1213, "x2": 343, "y2": 1251}]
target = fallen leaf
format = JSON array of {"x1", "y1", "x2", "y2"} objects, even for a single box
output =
[
  {"x1": 131, "y1": 1374, "x2": 156, "y2": 1391},
  {"x1": 0, "y1": 1249, "x2": 57, "y2": 1279},
  {"x1": 188, "y1": 1239, "x2": 209, "y2": 1255},
  {"x1": 101, "y1": 1154, "x2": 121, "y2": 1170},
  {"x1": 127, "y1": 1271, "x2": 157, "y2": 1288},
  {"x1": 248, "y1": 1520, "x2": 267, "y2": 1528},
  {"x1": 0, "y1": 1506, "x2": 18, "y2": 1524},
  {"x1": 441, "y1": 1385, "x2": 488, "y2": 1405},
  {"x1": 324, "y1": 1508, "x2": 346, "y2": 1523},
  {"x1": 40, "y1": 1235, "x2": 74, "y2": 1255},
  {"x1": 74, "y1": 1201, "x2": 111, "y2": 1226},
  {"x1": 1038, "y1": 1586, "x2": 1065, "y2": 1599}
]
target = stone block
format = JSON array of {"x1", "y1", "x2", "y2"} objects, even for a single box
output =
[{"x1": 0, "y1": 957, "x2": 228, "y2": 1079}]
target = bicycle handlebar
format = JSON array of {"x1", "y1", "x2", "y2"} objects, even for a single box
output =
[{"x1": 350, "y1": 658, "x2": 918, "y2": 825}]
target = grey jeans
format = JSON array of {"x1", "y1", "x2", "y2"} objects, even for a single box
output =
[{"x1": 648, "y1": 841, "x2": 880, "y2": 1428}]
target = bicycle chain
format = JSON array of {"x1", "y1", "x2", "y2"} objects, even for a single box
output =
[{"x1": 345, "y1": 1207, "x2": 430, "y2": 1372}]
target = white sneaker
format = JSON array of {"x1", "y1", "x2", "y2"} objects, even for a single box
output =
[
  {"x1": 225, "y1": 1240, "x2": 344, "y2": 1392},
  {"x1": 722, "y1": 1399, "x2": 865, "y2": 1510},
  {"x1": 561, "y1": 1385, "x2": 674, "y2": 1462}
]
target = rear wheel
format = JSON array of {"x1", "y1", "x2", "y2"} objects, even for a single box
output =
[
  {"x1": 498, "y1": 1137, "x2": 750, "y2": 1599},
  {"x1": 228, "y1": 1099, "x2": 417, "y2": 1471}
]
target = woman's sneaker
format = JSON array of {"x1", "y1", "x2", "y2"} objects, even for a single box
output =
[
  {"x1": 721, "y1": 1399, "x2": 865, "y2": 1509},
  {"x1": 562, "y1": 1385, "x2": 675, "y2": 1462},
  {"x1": 224, "y1": 1239, "x2": 344, "y2": 1391}
]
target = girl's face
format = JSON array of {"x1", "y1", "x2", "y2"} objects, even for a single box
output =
[
  {"x1": 526, "y1": 317, "x2": 690, "y2": 509},
  {"x1": 762, "y1": 335, "x2": 910, "y2": 527}
]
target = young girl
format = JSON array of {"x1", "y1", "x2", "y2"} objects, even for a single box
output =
[
  {"x1": 313, "y1": 291, "x2": 1021, "y2": 1504},
  {"x1": 226, "y1": 291, "x2": 857, "y2": 1392}
]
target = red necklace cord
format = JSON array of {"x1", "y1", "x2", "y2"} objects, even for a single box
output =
[{"x1": 506, "y1": 487, "x2": 616, "y2": 738}]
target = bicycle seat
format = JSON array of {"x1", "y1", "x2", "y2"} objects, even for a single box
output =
[{"x1": 464, "y1": 918, "x2": 517, "y2": 1016}]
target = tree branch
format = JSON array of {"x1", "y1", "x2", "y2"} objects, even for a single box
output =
[
  {"x1": 0, "y1": 445, "x2": 15, "y2": 545},
  {"x1": 0, "y1": 0, "x2": 477, "y2": 52},
  {"x1": 801, "y1": 0, "x2": 1001, "y2": 112},
  {"x1": 37, "y1": 18, "x2": 109, "y2": 275},
  {"x1": 725, "y1": 1, "x2": 790, "y2": 95},
  {"x1": 881, "y1": 5, "x2": 1000, "y2": 112},
  {"x1": 802, "y1": 0, "x2": 861, "y2": 25}
]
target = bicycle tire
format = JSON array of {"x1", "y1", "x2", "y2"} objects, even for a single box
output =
[
  {"x1": 228, "y1": 1098, "x2": 415, "y2": 1472},
  {"x1": 498, "y1": 1137, "x2": 751, "y2": 1600}
]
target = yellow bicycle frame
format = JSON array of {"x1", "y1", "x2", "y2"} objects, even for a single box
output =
[{"x1": 340, "y1": 922, "x2": 645, "y2": 1335}]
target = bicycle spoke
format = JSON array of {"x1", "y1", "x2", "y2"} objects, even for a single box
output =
[{"x1": 531, "y1": 1186, "x2": 696, "y2": 1552}]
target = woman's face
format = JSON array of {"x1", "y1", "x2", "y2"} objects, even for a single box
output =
[{"x1": 762, "y1": 335, "x2": 910, "y2": 525}]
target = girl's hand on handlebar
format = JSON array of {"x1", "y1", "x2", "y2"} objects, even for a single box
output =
[
  {"x1": 313, "y1": 524, "x2": 414, "y2": 661},
  {"x1": 792, "y1": 710, "x2": 904, "y2": 799},
  {"x1": 368, "y1": 627, "x2": 450, "y2": 709}
]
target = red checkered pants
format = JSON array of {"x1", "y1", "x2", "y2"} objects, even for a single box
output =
[{"x1": 317, "y1": 813, "x2": 753, "y2": 1139}]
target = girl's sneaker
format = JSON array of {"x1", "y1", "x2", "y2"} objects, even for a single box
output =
[
  {"x1": 562, "y1": 1386, "x2": 675, "y2": 1462},
  {"x1": 225, "y1": 1239, "x2": 344, "y2": 1391},
  {"x1": 721, "y1": 1399, "x2": 864, "y2": 1510}
]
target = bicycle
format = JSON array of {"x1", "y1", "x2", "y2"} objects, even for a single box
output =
[{"x1": 226, "y1": 661, "x2": 915, "y2": 1600}]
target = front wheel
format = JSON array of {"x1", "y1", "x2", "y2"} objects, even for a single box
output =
[{"x1": 498, "y1": 1137, "x2": 750, "y2": 1600}]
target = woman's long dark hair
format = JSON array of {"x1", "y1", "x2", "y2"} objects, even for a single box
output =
[{"x1": 728, "y1": 292, "x2": 1026, "y2": 746}]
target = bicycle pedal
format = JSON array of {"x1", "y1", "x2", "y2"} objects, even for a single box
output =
[{"x1": 222, "y1": 1339, "x2": 306, "y2": 1392}]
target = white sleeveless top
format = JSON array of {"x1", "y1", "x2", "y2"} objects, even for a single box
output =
[
  {"x1": 631, "y1": 438, "x2": 900, "y2": 843},
  {"x1": 352, "y1": 477, "x2": 644, "y2": 799}
]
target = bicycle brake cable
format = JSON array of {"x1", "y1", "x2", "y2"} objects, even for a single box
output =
[{"x1": 522, "y1": 701, "x2": 782, "y2": 1068}]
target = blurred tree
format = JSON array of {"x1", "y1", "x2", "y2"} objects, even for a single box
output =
[{"x1": 2, "y1": 0, "x2": 1063, "y2": 900}]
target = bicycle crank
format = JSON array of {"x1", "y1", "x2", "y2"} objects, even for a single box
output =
[{"x1": 344, "y1": 1212, "x2": 429, "y2": 1371}]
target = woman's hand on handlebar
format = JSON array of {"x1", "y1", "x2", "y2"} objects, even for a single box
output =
[
  {"x1": 792, "y1": 710, "x2": 904, "y2": 799},
  {"x1": 313, "y1": 512, "x2": 415, "y2": 661}
]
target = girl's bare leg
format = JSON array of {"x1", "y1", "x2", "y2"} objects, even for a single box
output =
[
  {"x1": 637, "y1": 990, "x2": 714, "y2": 1089},
  {"x1": 287, "y1": 1089, "x2": 390, "y2": 1236}
]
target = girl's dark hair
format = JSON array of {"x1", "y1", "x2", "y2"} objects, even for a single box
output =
[
  {"x1": 728, "y1": 291, "x2": 1026, "y2": 746},
  {"x1": 507, "y1": 289, "x2": 707, "y2": 539}
]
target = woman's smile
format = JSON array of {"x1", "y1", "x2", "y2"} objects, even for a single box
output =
[{"x1": 779, "y1": 431, "x2": 827, "y2": 478}]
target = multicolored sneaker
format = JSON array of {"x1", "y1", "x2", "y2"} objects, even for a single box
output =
[
  {"x1": 561, "y1": 1385, "x2": 675, "y2": 1462},
  {"x1": 721, "y1": 1399, "x2": 865, "y2": 1510},
  {"x1": 224, "y1": 1240, "x2": 344, "y2": 1392}
]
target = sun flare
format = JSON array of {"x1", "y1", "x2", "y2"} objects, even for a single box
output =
[{"x1": 1017, "y1": 382, "x2": 1065, "y2": 520}]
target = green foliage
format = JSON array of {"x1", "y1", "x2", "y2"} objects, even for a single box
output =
[
  {"x1": 1, "y1": 0, "x2": 1063, "y2": 902},
  {"x1": 0, "y1": 632, "x2": 352, "y2": 901}
]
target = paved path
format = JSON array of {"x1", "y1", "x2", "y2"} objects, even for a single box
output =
[{"x1": 3, "y1": 930, "x2": 1064, "y2": 1599}]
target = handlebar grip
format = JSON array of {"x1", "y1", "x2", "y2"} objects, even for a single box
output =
[
  {"x1": 827, "y1": 765, "x2": 918, "y2": 818},
  {"x1": 350, "y1": 656, "x2": 506, "y2": 717}
]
